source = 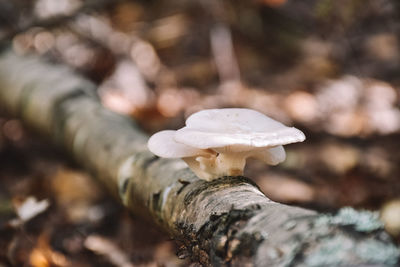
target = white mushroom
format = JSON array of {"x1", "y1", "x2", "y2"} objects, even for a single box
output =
[
  {"x1": 148, "y1": 130, "x2": 218, "y2": 180},
  {"x1": 148, "y1": 130, "x2": 208, "y2": 158},
  {"x1": 147, "y1": 108, "x2": 305, "y2": 181}
]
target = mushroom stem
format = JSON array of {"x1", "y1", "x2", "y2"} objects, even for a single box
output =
[
  {"x1": 183, "y1": 152, "x2": 248, "y2": 181},
  {"x1": 183, "y1": 156, "x2": 215, "y2": 181},
  {"x1": 215, "y1": 152, "x2": 247, "y2": 177}
]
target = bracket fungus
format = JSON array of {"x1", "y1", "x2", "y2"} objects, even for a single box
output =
[{"x1": 148, "y1": 108, "x2": 305, "y2": 181}]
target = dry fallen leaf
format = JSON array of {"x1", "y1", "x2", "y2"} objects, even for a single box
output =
[
  {"x1": 14, "y1": 196, "x2": 50, "y2": 223},
  {"x1": 84, "y1": 235, "x2": 134, "y2": 267}
]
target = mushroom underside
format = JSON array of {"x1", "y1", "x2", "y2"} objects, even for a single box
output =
[{"x1": 182, "y1": 146, "x2": 285, "y2": 181}]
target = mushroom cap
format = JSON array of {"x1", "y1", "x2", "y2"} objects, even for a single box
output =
[
  {"x1": 252, "y1": 145, "x2": 286, "y2": 165},
  {"x1": 175, "y1": 108, "x2": 305, "y2": 151},
  {"x1": 148, "y1": 130, "x2": 208, "y2": 158}
]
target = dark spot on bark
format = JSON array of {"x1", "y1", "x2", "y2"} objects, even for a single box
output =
[
  {"x1": 176, "y1": 221, "x2": 185, "y2": 230},
  {"x1": 210, "y1": 213, "x2": 220, "y2": 221},
  {"x1": 142, "y1": 155, "x2": 159, "y2": 170},
  {"x1": 177, "y1": 179, "x2": 190, "y2": 195},
  {"x1": 218, "y1": 233, "x2": 265, "y2": 266},
  {"x1": 247, "y1": 204, "x2": 262, "y2": 211},
  {"x1": 175, "y1": 207, "x2": 261, "y2": 266},
  {"x1": 152, "y1": 191, "x2": 161, "y2": 213},
  {"x1": 120, "y1": 178, "x2": 130, "y2": 195}
]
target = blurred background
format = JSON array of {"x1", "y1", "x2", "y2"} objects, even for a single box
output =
[{"x1": 0, "y1": 0, "x2": 399, "y2": 266}]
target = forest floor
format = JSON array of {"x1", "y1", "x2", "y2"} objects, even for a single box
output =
[{"x1": 0, "y1": 0, "x2": 400, "y2": 265}]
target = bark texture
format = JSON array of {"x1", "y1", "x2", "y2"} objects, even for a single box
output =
[{"x1": 0, "y1": 49, "x2": 398, "y2": 266}]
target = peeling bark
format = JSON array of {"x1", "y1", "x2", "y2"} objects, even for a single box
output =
[{"x1": 0, "y1": 49, "x2": 398, "y2": 266}]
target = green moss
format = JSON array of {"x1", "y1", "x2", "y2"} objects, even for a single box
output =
[{"x1": 316, "y1": 207, "x2": 383, "y2": 232}]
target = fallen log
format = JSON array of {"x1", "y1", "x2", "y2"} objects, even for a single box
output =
[{"x1": 0, "y1": 48, "x2": 398, "y2": 266}]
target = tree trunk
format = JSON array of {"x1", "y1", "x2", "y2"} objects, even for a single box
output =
[{"x1": 0, "y1": 48, "x2": 398, "y2": 266}]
